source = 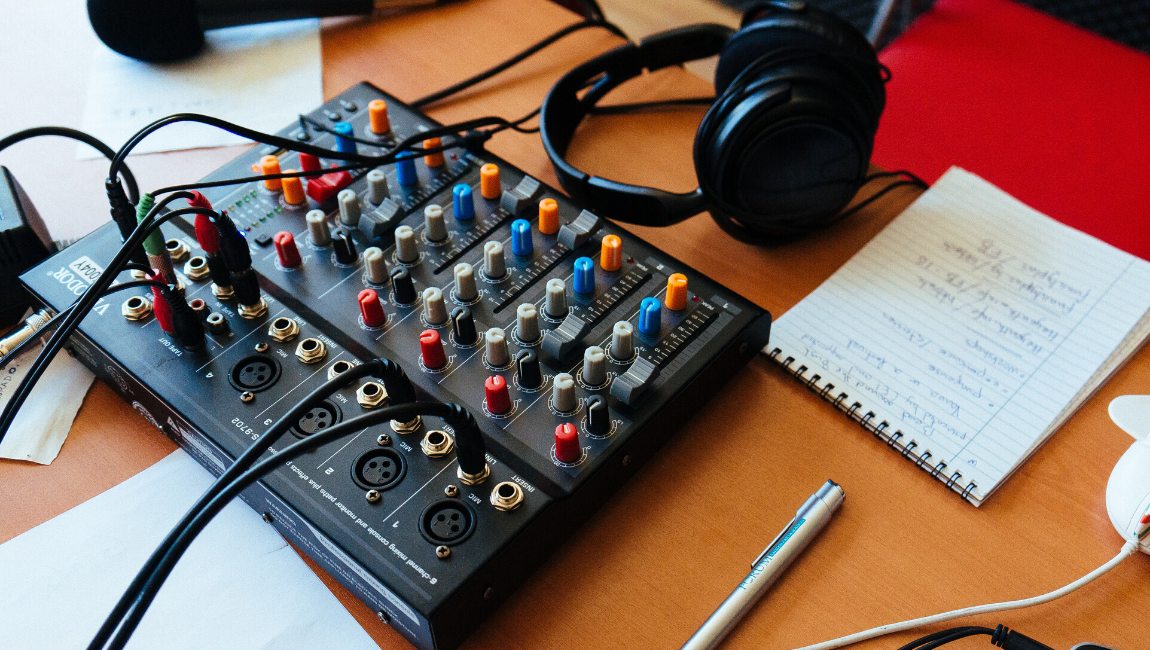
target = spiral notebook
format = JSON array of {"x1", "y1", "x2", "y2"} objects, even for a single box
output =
[{"x1": 769, "y1": 167, "x2": 1150, "y2": 505}]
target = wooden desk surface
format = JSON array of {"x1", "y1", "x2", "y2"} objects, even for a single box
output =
[{"x1": 2, "y1": 1, "x2": 1147, "y2": 648}]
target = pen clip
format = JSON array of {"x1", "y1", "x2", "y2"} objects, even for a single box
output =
[{"x1": 751, "y1": 515, "x2": 797, "y2": 568}]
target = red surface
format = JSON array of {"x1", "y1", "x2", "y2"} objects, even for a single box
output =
[
  {"x1": 358, "y1": 288, "x2": 386, "y2": 328},
  {"x1": 554, "y1": 423, "x2": 580, "y2": 463},
  {"x1": 874, "y1": 0, "x2": 1150, "y2": 259},
  {"x1": 419, "y1": 329, "x2": 446, "y2": 370},
  {"x1": 484, "y1": 375, "x2": 512, "y2": 415},
  {"x1": 273, "y1": 231, "x2": 301, "y2": 268}
]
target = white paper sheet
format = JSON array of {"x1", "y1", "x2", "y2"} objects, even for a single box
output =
[
  {"x1": 79, "y1": 19, "x2": 322, "y2": 157},
  {"x1": 0, "y1": 342, "x2": 94, "y2": 464},
  {"x1": 0, "y1": 450, "x2": 380, "y2": 650}
]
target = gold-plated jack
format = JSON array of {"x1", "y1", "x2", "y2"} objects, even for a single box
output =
[
  {"x1": 489, "y1": 481, "x2": 524, "y2": 511},
  {"x1": 420, "y1": 430, "x2": 454, "y2": 457},
  {"x1": 121, "y1": 296, "x2": 153, "y2": 321},
  {"x1": 327, "y1": 360, "x2": 353, "y2": 380},
  {"x1": 268, "y1": 317, "x2": 300, "y2": 342},
  {"x1": 238, "y1": 297, "x2": 269, "y2": 319},
  {"x1": 391, "y1": 415, "x2": 423, "y2": 434},
  {"x1": 457, "y1": 464, "x2": 490, "y2": 486},
  {"x1": 356, "y1": 381, "x2": 388, "y2": 408},
  {"x1": 295, "y1": 337, "x2": 326, "y2": 363},
  {"x1": 183, "y1": 256, "x2": 210, "y2": 281}
]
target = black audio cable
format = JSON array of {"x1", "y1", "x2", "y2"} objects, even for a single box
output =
[
  {"x1": 86, "y1": 358, "x2": 419, "y2": 650},
  {"x1": 97, "y1": 399, "x2": 481, "y2": 650},
  {"x1": 0, "y1": 198, "x2": 216, "y2": 442},
  {"x1": 0, "y1": 126, "x2": 139, "y2": 204},
  {"x1": 897, "y1": 625, "x2": 1055, "y2": 650}
]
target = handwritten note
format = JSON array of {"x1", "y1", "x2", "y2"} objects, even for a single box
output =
[{"x1": 771, "y1": 168, "x2": 1150, "y2": 504}]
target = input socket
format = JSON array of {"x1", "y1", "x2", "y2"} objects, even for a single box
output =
[
  {"x1": 228, "y1": 354, "x2": 282, "y2": 392},
  {"x1": 327, "y1": 360, "x2": 353, "y2": 380},
  {"x1": 391, "y1": 415, "x2": 423, "y2": 434},
  {"x1": 268, "y1": 317, "x2": 300, "y2": 342},
  {"x1": 356, "y1": 381, "x2": 388, "y2": 409},
  {"x1": 292, "y1": 399, "x2": 341, "y2": 438},
  {"x1": 165, "y1": 238, "x2": 191, "y2": 261},
  {"x1": 419, "y1": 500, "x2": 475, "y2": 545},
  {"x1": 183, "y1": 256, "x2": 209, "y2": 281},
  {"x1": 489, "y1": 481, "x2": 525, "y2": 511},
  {"x1": 295, "y1": 337, "x2": 326, "y2": 363},
  {"x1": 121, "y1": 296, "x2": 152, "y2": 321},
  {"x1": 206, "y1": 312, "x2": 231, "y2": 336},
  {"x1": 351, "y1": 448, "x2": 406, "y2": 491},
  {"x1": 420, "y1": 430, "x2": 454, "y2": 458},
  {"x1": 238, "y1": 298, "x2": 269, "y2": 319}
]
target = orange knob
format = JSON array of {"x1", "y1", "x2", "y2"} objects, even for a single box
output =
[
  {"x1": 666, "y1": 273, "x2": 688, "y2": 311},
  {"x1": 538, "y1": 198, "x2": 559, "y2": 235},
  {"x1": 480, "y1": 163, "x2": 501, "y2": 199},
  {"x1": 600, "y1": 235, "x2": 622, "y2": 271},
  {"x1": 368, "y1": 99, "x2": 390, "y2": 134},
  {"x1": 423, "y1": 137, "x2": 445, "y2": 168},
  {"x1": 281, "y1": 170, "x2": 305, "y2": 205},
  {"x1": 259, "y1": 155, "x2": 282, "y2": 191}
]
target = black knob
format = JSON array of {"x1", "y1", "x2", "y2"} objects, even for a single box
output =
[
  {"x1": 515, "y1": 350, "x2": 542, "y2": 389},
  {"x1": 451, "y1": 307, "x2": 478, "y2": 346},
  {"x1": 332, "y1": 229, "x2": 357, "y2": 265},
  {"x1": 391, "y1": 267, "x2": 416, "y2": 305},
  {"x1": 587, "y1": 395, "x2": 611, "y2": 436}
]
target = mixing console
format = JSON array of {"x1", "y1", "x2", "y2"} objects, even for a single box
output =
[{"x1": 21, "y1": 83, "x2": 771, "y2": 650}]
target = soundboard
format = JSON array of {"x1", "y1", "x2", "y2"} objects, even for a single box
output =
[{"x1": 20, "y1": 83, "x2": 771, "y2": 650}]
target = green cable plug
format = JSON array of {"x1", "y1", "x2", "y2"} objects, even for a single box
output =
[{"x1": 134, "y1": 193, "x2": 166, "y2": 257}]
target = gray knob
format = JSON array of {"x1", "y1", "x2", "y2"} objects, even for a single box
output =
[
  {"x1": 552, "y1": 373, "x2": 576, "y2": 413},
  {"x1": 423, "y1": 287, "x2": 447, "y2": 325},
  {"x1": 517, "y1": 303, "x2": 540, "y2": 342},
  {"x1": 610, "y1": 321, "x2": 634, "y2": 360},
  {"x1": 424, "y1": 204, "x2": 447, "y2": 242},
  {"x1": 545, "y1": 278, "x2": 568, "y2": 318},
  {"x1": 338, "y1": 189, "x2": 361, "y2": 227},
  {"x1": 395, "y1": 225, "x2": 418, "y2": 263},
  {"x1": 484, "y1": 241, "x2": 506, "y2": 279},
  {"x1": 306, "y1": 210, "x2": 330, "y2": 247},
  {"x1": 486, "y1": 328, "x2": 509, "y2": 367},
  {"x1": 362, "y1": 247, "x2": 390, "y2": 285},
  {"x1": 366, "y1": 169, "x2": 389, "y2": 205},
  {"x1": 454, "y1": 263, "x2": 477, "y2": 302},
  {"x1": 582, "y1": 345, "x2": 607, "y2": 386}
]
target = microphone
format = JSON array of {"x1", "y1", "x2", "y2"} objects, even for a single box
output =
[{"x1": 88, "y1": 0, "x2": 418, "y2": 62}]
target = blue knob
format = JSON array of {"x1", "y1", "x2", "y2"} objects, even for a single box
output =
[
  {"x1": 332, "y1": 122, "x2": 356, "y2": 154},
  {"x1": 453, "y1": 184, "x2": 474, "y2": 220},
  {"x1": 511, "y1": 219, "x2": 533, "y2": 256},
  {"x1": 396, "y1": 154, "x2": 418, "y2": 186},
  {"x1": 638, "y1": 297, "x2": 661, "y2": 336},
  {"x1": 573, "y1": 256, "x2": 595, "y2": 294}
]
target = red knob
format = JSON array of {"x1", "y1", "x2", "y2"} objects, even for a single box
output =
[
  {"x1": 420, "y1": 329, "x2": 446, "y2": 370},
  {"x1": 485, "y1": 375, "x2": 511, "y2": 415},
  {"x1": 554, "y1": 423, "x2": 580, "y2": 463},
  {"x1": 358, "y1": 289, "x2": 386, "y2": 328},
  {"x1": 273, "y1": 231, "x2": 301, "y2": 268}
]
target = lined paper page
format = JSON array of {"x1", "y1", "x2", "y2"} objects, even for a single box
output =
[{"x1": 770, "y1": 168, "x2": 1150, "y2": 504}]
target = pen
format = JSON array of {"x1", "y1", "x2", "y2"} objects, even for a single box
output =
[{"x1": 680, "y1": 480, "x2": 846, "y2": 650}]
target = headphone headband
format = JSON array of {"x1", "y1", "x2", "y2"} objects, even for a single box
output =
[{"x1": 539, "y1": 24, "x2": 734, "y2": 227}]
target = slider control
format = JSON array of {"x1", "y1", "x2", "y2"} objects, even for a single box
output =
[
  {"x1": 423, "y1": 287, "x2": 447, "y2": 325},
  {"x1": 499, "y1": 175, "x2": 542, "y2": 214},
  {"x1": 515, "y1": 350, "x2": 542, "y2": 389},
  {"x1": 516, "y1": 303, "x2": 540, "y2": 343},
  {"x1": 395, "y1": 226, "x2": 419, "y2": 263},
  {"x1": 610, "y1": 356, "x2": 659, "y2": 405},
  {"x1": 363, "y1": 247, "x2": 390, "y2": 285}
]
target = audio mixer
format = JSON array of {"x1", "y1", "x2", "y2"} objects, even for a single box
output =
[{"x1": 20, "y1": 83, "x2": 771, "y2": 650}]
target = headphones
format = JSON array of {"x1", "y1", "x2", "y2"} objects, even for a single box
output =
[{"x1": 539, "y1": 1, "x2": 887, "y2": 244}]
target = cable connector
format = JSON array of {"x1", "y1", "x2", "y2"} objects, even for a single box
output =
[
  {"x1": 106, "y1": 177, "x2": 148, "y2": 267},
  {"x1": 990, "y1": 626, "x2": 1054, "y2": 650},
  {"x1": 158, "y1": 284, "x2": 205, "y2": 351}
]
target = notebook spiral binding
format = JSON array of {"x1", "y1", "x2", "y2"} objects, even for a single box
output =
[{"x1": 769, "y1": 348, "x2": 979, "y2": 503}]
